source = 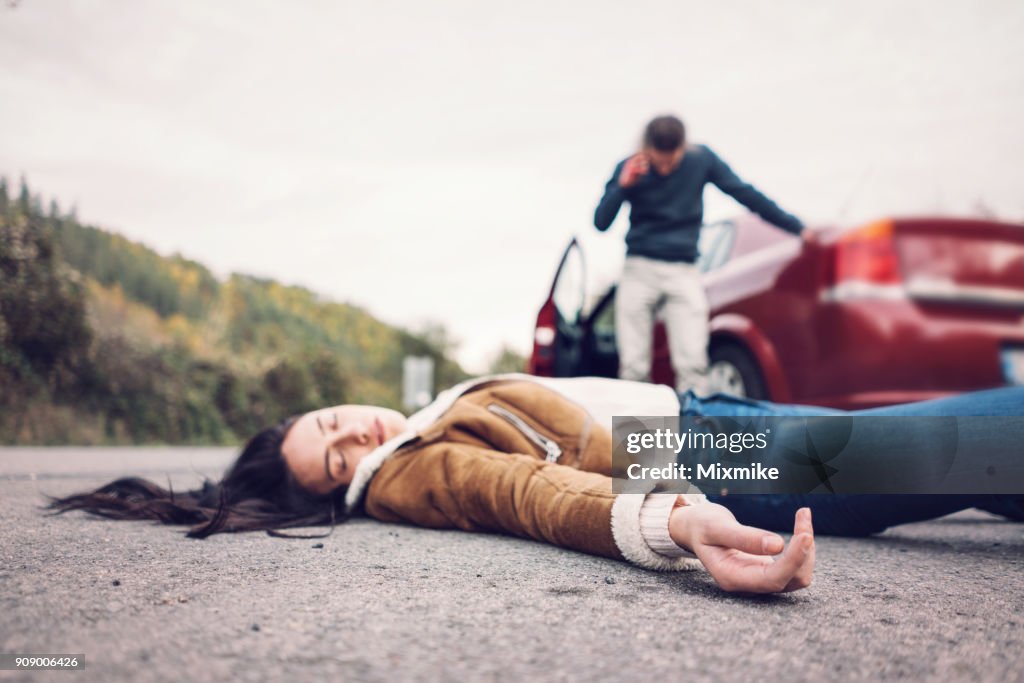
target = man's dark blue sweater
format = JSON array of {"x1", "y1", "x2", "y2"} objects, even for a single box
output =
[{"x1": 594, "y1": 144, "x2": 804, "y2": 263}]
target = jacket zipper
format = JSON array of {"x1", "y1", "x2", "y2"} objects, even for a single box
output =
[{"x1": 487, "y1": 404, "x2": 563, "y2": 463}]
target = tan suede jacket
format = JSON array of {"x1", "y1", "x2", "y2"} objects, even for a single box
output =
[{"x1": 361, "y1": 380, "x2": 702, "y2": 571}]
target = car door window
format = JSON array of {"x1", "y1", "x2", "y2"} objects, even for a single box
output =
[
  {"x1": 696, "y1": 221, "x2": 736, "y2": 273},
  {"x1": 552, "y1": 241, "x2": 586, "y2": 324},
  {"x1": 590, "y1": 291, "x2": 616, "y2": 354}
]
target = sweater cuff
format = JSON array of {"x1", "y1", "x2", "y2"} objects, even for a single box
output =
[
  {"x1": 639, "y1": 493, "x2": 696, "y2": 558},
  {"x1": 610, "y1": 492, "x2": 707, "y2": 572}
]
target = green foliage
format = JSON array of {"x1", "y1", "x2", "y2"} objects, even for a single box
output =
[
  {"x1": 55, "y1": 218, "x2": 219, "y2": 319},
  {"x1": 0, "y1": 201, "x2": 91, "y2": 389},
  {"x1": 0, "y1": 176, "x2": 470, "y2": 445},
  {"x1": 77, "y1": 337, "x2": 231, "y2": 443}
]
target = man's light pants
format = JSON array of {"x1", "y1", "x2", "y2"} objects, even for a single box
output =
[{"x1": 615, "y1": 256, "x2": 709, "y2": 393}]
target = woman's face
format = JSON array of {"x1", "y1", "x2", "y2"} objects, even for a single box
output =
[{"x1": 280, "y1": 405, "x2": 409, "y2": 495}]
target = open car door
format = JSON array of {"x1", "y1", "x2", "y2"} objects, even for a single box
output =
[{"x1": 528, "y1": 237, "x2": 586, "y2": 377}]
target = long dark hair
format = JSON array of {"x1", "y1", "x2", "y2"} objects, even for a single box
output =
[{"x1": 47, "y1": 417, "x2": 347, "y2": 538}]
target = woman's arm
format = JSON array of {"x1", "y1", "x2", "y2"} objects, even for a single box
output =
[
  {"x1": 365, "y1": 442, "x2": 815, "y2": 592},
  {"x1": 366, "y1": 442, "x2": 626, "y2": 560}
]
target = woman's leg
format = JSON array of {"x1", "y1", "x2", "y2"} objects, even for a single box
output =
[
  {"x1": 688, "y1": 387, "x2": 1024, "y2": 534},
  {"x1": 708, "y1": 493, "x2": 1007, "y2": 536},
  {"x1": 682, "y1": 386, "x2": 1024, "y2": 418},
  {"x1": 678, "y1": 389, "x2": 847, "y2": 418},
  {"x1": 853, "y1": 386, "x2": 1024, "y2": 417}
]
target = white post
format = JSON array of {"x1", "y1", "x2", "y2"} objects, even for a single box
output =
[{"x1": 402, "y1": 356, "x2": 435, "y2": 410}]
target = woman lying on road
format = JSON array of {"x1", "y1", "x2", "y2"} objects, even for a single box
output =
[{"x1": 50, "y1": 375, "x2": 1024, "y2": 595}]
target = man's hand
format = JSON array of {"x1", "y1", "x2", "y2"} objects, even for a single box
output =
[
  {"x1": 618, "y1": 152, "x2": 650, "y2": 188},
  {"x1": 668, "y1": 503, "x2": 815, "y2": 593}
]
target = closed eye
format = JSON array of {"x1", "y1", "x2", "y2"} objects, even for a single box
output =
[
  {"x1": 331, "y1": 446, "x2": 348, "y2": 475},
  {"x1": 331, "y1": 449, "x2": 341, "y2": 478},
  {"x1": 323, "y1": 446, "x2": 335, "y2": 481}
]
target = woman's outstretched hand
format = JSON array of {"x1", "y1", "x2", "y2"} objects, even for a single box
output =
[{"x1": 668, "y1": 502, "x2": 815, "y2": 594}]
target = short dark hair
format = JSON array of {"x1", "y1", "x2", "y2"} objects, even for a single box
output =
[{"x1": 643, "y1": 115, "x2": 686, "y2": 152}]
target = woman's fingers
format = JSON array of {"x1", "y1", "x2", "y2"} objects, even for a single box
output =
[
  {"x1": 761, "y1": 532, "x2": 814, "y2": 592},
  {"x1": 702, "y1": 532, "x2": 812, "y2": 594},
  {"x1": 704, "y1": 518, "x2": 785, "y2": 556},
  {"x1": 783, "y1": 509, "x2": 816, "y2": 592},
  {"x1": 693, "y1": 504, "x2": 815, "y2": 593},
  {"x1": 794, "y1": 506, "x2": 814, "y2": 538}
]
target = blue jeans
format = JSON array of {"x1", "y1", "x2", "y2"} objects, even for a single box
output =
[{"x1": 679, "y1": 387, "x2": 1024, "y2": 535}]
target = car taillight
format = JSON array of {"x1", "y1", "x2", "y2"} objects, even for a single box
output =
[
  {"x1": 534, "y1": 326, "x2": 556, "y2": 346},
  {"x1": 528, "y1": 299, "x2": 556, "y2": 375},
  {"x1": 834, "y1": 219, "x2": 901, "y2": 285}
]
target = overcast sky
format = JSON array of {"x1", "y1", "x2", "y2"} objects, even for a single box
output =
[{"x1": 3, "y1": 0, "x2": 1023, "y2": 371}]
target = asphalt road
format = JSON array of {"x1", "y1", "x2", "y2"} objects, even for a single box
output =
[{"x1": 1, "y1": 448, "x2": 1023, "y2": 683}]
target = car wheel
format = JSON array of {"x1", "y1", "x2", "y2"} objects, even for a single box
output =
[{"x1": 708, "y1": 344, "x2": 767, "y2": 399}]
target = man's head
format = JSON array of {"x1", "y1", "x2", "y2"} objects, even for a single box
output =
[{"x1": 642, "y1": 115, "x2": 686, "y2": 176}]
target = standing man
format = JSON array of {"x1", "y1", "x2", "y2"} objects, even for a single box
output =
[{"x1": 594, "y1": 115, "x2": 804, "y2": 393}]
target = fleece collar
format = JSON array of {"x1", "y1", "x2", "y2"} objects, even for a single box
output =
[{"x1": 342, "y1": 373, "x2": 536, "y2": 513}]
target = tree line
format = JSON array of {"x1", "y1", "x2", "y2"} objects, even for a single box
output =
[{"x1": 0, "y1": 176, "x2": 469, "y2": 444}]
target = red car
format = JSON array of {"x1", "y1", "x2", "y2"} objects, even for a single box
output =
[{"x1": 529, "y1": 215, "x2": 1024, "y2": 409}]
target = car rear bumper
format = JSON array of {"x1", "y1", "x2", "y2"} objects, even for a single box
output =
[{"x1": 793, "y1": 299, "x2": 1024, "y2": 408}]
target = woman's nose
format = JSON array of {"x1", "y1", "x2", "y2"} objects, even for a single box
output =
[{"x1": 336, "y1": 423, "x2": 369, "y2": 444}]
